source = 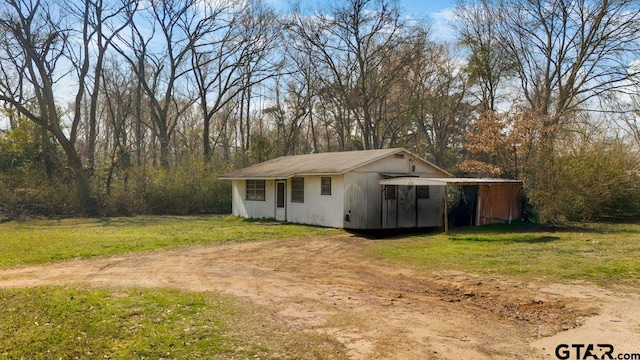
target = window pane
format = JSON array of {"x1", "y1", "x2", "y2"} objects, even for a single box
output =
[
  {"x1": 416, "y1": 186, "x2": 430, "y2": 199},
  {"x1": 291, "y1": 177, "x2": 304, "y2": 202},
  {"x1": 321, "y1": 177, "x2": 331, "y2": 195},
  {"x1": 385, "y1": 185, "x2": 396, "y2": 199},
  {"x1": 276, "y1": 182, "x2": 285, "y2": 207},
  {"x1": 246, "y1": 180, "x2": 265, "y2": 201}
]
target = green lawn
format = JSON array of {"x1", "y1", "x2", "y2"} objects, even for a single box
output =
[
  {"x1": 365, "y1": 222, "x2": 640, "y2": 287},
  {"x1": 0, "y1": 286, "x2": 345, "y2": 359},
  {"x1": 0, "y1": 216, "x2": 346, "y2": 359},
  {"x1": 0, "y1": 215, "x2": 339, "y2": 268},
  {"x1": 1, "y1": 217, "x2": 639, "y2": 358}
]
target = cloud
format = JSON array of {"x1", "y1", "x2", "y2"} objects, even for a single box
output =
[{"x1": 429, "y1": 7, "x2": 458, "y2": 42}]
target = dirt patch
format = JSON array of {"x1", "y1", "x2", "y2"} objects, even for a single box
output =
[{"x1": 1, "y1": 234, "x2": 639, "y2": 359}]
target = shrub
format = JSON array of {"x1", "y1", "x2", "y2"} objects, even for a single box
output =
[{"x1": 525, "y1": 138, "x2": 640, "y2": 223}]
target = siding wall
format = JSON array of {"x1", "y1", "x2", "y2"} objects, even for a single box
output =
[
  {"x1": 356, "y1": 153, "x2": 447, "y2": 177},
  {"x1": 417, "y1": 185, "x2": 445, "y2": 227},
  {"x1": 287, "y1": 175, "x2": 344, "y2": 227},
  {"x1": 381, "y1": 185, "x2": 445, "y2": 228},
  {"x1": 231, "y1": 179, "x2": 276, "y2": 219},
  {"x1": 345, "y1": 154, "x2": 448, "y2": 229},
  {"x1": 343, "y1": 172, "x2": 383, "y2": 229}
]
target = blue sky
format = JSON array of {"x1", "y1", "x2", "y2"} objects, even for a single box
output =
[
  {"x1": 401, "y1": 0, "x2": 458, "y2": 41},
  {"x1": 400, "y1": 0, "x2": 455, "y2": 17},
  {"x1": 269, "y1": 0, "x2": 459, "y2": 41}
]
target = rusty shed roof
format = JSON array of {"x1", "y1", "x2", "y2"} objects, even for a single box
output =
[{"x1": 219, "y1": 148, "x2": 449, "y2": 179}]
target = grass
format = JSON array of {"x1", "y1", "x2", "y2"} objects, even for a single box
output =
[
  {"x1": 0, "y1": 218, "x2": 639, "y2": 357},
  {"x1": 0, "y1": 215, "x2": 340, "y2": 268},
  {"x1": 364, "y1": 222, "x2": 640, "y2": 287},
  {"x1": 0, "y1": 286, "x2": 346, "y2": 359}
]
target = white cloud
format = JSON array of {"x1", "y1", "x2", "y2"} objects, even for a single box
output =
[{"x1": 429, "y1": 7, "x2": 458, "y2": 42}]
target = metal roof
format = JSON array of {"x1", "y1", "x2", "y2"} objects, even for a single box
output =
[
  {"x1": 219, "y1": 148, "x2": 450, "y2": 179},
  {"x1": 379, "y1": 177, "x2": 523, "y2": 186}
]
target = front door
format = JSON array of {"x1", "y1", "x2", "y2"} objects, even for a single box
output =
[{"x1": 275, "y1": 180, "x2": 286, "y2": 221}]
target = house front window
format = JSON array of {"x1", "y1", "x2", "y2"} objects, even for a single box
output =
[
  {"x1": 291, "y1": 177, "x2": 304, "y2": 203},
  {"x1": 321, "y1": 177, "x2": 331, "y2": 195},
  {"x1": 246, "y1": 180, "x2": 265, "y2": 201}
]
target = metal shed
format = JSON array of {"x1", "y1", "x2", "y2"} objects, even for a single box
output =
[{"x1": 380, "y1": 177, "x2": 523, "y2": 233}]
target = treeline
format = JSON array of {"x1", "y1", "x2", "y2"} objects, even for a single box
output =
[{"x1": 0, "y1": 0, "x2": 640, "y2": 222}]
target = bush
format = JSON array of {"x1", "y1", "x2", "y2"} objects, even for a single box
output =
[
  {"x1": 525, "y1": 138, "x2": 640, "y2": 223},
  {"x1": 0, "y1": 170, "x2": 82, "y2": 218},
  {"x1": 100, "y1": 158, "x2": 232, "y2": 216}
]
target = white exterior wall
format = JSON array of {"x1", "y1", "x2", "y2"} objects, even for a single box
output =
[
  {"x1": 287, "y1": 175, "x2": 344, "y2": 228},
  {"x1": 231, "y1": 179, "x2": 276, "y2": 219}
]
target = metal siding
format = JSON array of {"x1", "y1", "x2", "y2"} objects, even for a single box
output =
[
  {"x1": 398, "y1": 186, "x2": 417, "y2": 228},
  {"x1": 477, "y1": 183, "x2": 521, "y2": 225},
  {"x1": 417, "y1": 185, "x2": 445, "y2": 227},
  {"x1": 343, "y1": 172, "x2": 382, "y2": 229},
  {"x1": 383, "y1": 186, "x2": 398, "y2": 228},
  {"x1": 356, "y1": 155, "x2": 449, "y2": 178}
]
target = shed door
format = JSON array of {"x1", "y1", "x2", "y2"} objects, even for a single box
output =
[
  {"x1": 275, "y1": 180, "x2": 286, "y2": 221},
  {"x1": 384, "y1": 185, "x2": 398, "y2": 228},
  {"x1": 398, "y1": 185, "x2": 417, "y2": 228}
]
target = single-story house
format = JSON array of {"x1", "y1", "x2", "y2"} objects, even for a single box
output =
[{"x1": 219, "y1": 148, "x2": 522, "y2": 231}]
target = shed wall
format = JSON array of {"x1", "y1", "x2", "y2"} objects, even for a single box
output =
[
  {"x1": 417, "y1": 185, "x2": 446, "y2": 227},
  {"x1": 343, "y1": 172, "x2": 382, "y2": 229},
  {"x1": 477, "y1": 183, "x2": 522, "y2": 225},
  {"x1": 356, "y1": 153, "x2": 448, "y2": 177},
  {"x1": 381, "y1": 185, "x2": 445, "y2": 228}
]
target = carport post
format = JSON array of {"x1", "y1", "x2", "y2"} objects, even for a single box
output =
[{"x1": 444, "y1": 184, "x2": 449, "y2": 234}]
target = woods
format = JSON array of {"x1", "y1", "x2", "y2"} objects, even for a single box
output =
[{"x1": 0, "y1": 0, "x2": 639, "y2": 222}]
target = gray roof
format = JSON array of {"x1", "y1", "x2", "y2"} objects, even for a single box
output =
[{"x1": 219, "y1": 148, "x2": 448, "y2": 179}]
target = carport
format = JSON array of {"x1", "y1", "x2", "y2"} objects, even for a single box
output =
[{"x1": 379, "y1": 177, "x2": 523, "y2": 233}]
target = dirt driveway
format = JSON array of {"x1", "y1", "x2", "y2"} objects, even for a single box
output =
[{"x1": 1, "y1": 233, "x2": 639, "y2": 359}]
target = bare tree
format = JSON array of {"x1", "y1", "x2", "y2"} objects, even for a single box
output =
[
  {"x1": 454, "y1": 0, "x2": 513, "y2": 112},
  {"x1": 114, "y1": 0, "x2": 206, "y2": 167},
  {"x1": 64, "y1": 0, "x2": 133, "y2": 171},
  {"x1": 190, "y1": 0, "x2": 283, "y2": 161},
  {"x1": 0, "y1": 0, "x2": 95, "y2": 210},
  {"x1": 496, "y1": 0, "x2": 640, "y2": 131},
  {"x1": 409, "y1": 43, "x2": 473, "y2": 168},
  {"x1": 286, "y1": 0, "x2": 421, "y2": 150}
]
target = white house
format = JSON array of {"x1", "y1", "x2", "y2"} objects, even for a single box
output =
[{"x1": 220, "y1": 148, "x2": 454, "y2": 229}]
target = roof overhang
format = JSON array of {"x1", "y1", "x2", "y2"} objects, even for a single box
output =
[
  {"x1": 219, "y1": 173, "x2": 343, "y2": 180},
  {"x1": 218, "y1": 176, "x2": 282, "y2": 180},
  {"x1": 379, "y1": 177, "x2": 523, "y2": 186}
]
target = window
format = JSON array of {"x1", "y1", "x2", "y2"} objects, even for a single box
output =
[
  {"x1": 291, "y1": 177, "x2": 304, "y2": 202},
  {"x1": 245, "y1": 180, "x2": 265, "y2": 201},
  {"x1": 416, "y1": 186, "x2": 430, "y2": 199},
  {"x1": 385, "y1": 185, "x2": 397, "y2": 199},
  {"x1": 321, "y1": 177, "x2": 331, "y2": 195}
]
